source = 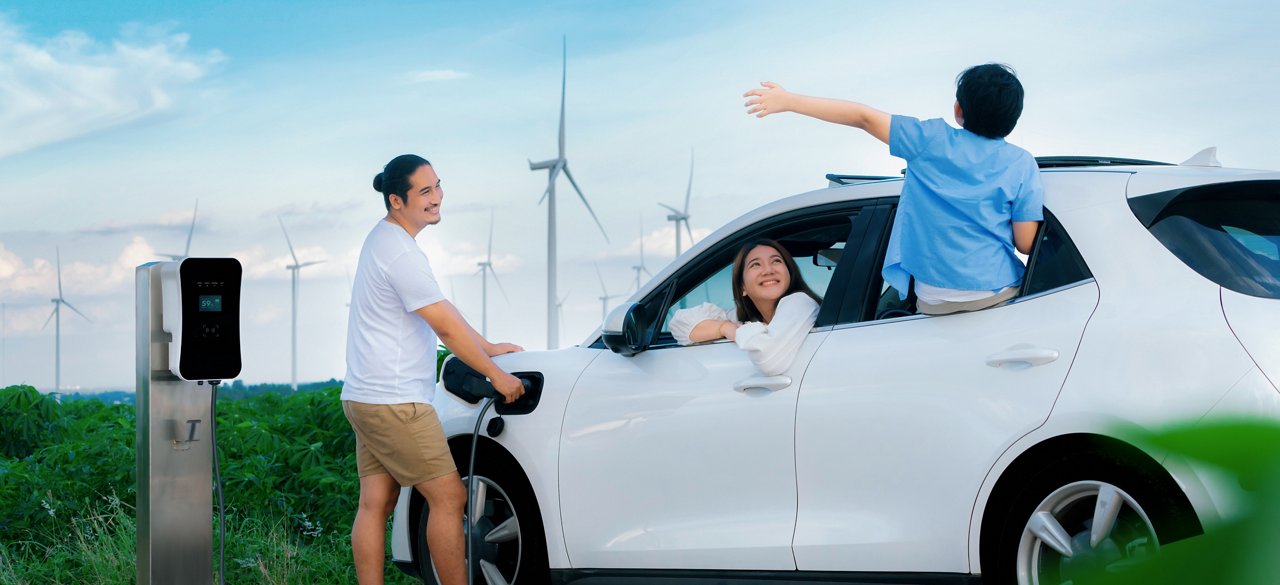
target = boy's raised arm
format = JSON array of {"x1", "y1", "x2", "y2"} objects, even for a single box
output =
[{"x1": 743, "y1": 81, "x2": 891, "y2": 145}]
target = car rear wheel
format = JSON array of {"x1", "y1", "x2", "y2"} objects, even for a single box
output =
[{"x1": 983, "y1": 447, "x2": 1198, "y2": 585}]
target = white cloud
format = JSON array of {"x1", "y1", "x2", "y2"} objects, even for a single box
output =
[
  {"x1": 0, "y1": 17, "x2": 222, "y2": 159},
  {"x1": 403, "y1": 69, "x2": 469, "y2": 83},
  {"x1": 600, "y1": 225, "x2": 714, "y2": 261},
  {"x1": 0, "y1": 236, "x2": 156, "y2": 330}
]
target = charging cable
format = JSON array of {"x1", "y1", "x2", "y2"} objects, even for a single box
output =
[
  {"x1": 210, "y1": 380, "x2": 226, "y2": 585},
  {"x1": 462, "y1": 378, "x2": 530, "y2": 585}
]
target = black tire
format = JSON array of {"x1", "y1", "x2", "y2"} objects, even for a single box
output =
[
  {"x1": 415, "y1": 446, "x2": 549, "y2": 585},
  {"x1": 981, "y1": 447, "x2": 1199, "y2": 585}
]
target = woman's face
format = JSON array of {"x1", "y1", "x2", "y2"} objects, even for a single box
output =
[{"x1": 741, "y1": 244, "x2": 791, "y2": 306}]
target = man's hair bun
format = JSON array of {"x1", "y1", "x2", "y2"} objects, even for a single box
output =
[{"x1": 372, "y1": 172, "x2": 385, "y2": 194}]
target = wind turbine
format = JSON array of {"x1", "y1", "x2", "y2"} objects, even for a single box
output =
[
  {"x1": 594, "y1": 263, "x2": 625, "y2": 323},
  {"x1": 279, "y1": 216, "x2": 325, "y2": 392},
  {"x1": 632, "y1": 221, "x2": 653, "y2": 292},
  {"x1": 160, "y1": 200, "x2": 199, "y2": 260},
  {"x1": 43, "y1": 249, "x2": 90, "y2": 392},
  {"x1": 556, "y1": 292, "x2": 570, "y2": 339},
  {"x1": 475, "y1": 211, "x2": 509, "y2": 337},
  {"x1": 528, "y1": 36, "x2": 609, "y2": 350},
  {"x1": 659, "y1": 149, "x2": 696, "y2": 257}
]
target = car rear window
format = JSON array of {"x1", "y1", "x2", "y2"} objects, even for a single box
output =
[{"x1": 1130, "y1": 180, "x2": 1280, "y2": 299}]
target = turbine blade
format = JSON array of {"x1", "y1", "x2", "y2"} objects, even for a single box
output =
[
  {"x1": 184, "y1": 199, "x2": 199, "y2": 257},
  {"x1": 658, "y1": 202, "x2": 681, "y2": 215},
  {"x1": 489, "y1": 266, "x2": 511, "y2": 304},
  {"x1": 56, "y1": 248, "x2": 63, "y2": 298},
  {"x1": 297, "y1": 260, "x2": 325, "y2": 269},
  {"x1": 278, "y1": 216, "x2": 299, "y2": 264},
  {"x1": 62, "y1": 300, "x2": 91, "y2": 323},
  {"x1": 684, "y1": 149, "x2": 695, "y2": 213},
  {"x1": 43, "y1": 306, "x2": 56, "y2": 329},
  {"x1": 684, "y1": 219, "x2": 695, "y2": 243},
  {"x1": 559, "y1": 36, "x2": 567, "y2": 159},
  {"x1": 562, "y1": 164, "x2": 609, "y2": 243}
]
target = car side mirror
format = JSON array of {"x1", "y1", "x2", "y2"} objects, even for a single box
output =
[{"x1": 601, "y1": 303, "x2": 655, "y2": 357}]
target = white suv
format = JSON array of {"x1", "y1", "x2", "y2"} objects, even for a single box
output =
[{"x1": 390, "y1": 157, "x2": 1280, "y2": 585}]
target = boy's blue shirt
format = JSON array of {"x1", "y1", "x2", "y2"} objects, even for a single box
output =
[{"x1": 883, "y1": 115, "x2": 1044, "y2": 298}]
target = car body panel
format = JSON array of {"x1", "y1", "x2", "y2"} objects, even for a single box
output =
[
  {"x1": 794, "y1": 282, "x2": 1098, "y2": 572},
  {"x1": 1221, "y1": 289, "x2": 1280, "y2": 392},
  {"x1": 558, "y1": 331, "x2": 830, "y2": 569}
]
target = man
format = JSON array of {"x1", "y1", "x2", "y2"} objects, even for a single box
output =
[{"x1": 343, "y1": 154, "x2": 524, "y2": 585}]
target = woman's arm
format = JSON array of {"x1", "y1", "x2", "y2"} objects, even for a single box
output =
[
  {"x1": 734, "y1": 293, "x2": 820, "y2": 376},
  {"x1": 669, "y1": 303, "x2": 733, "y2": 345}
]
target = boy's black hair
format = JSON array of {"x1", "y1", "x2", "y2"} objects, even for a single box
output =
[{"x1": 955, "y1": 64, "x2": 1023, "y2": 139}]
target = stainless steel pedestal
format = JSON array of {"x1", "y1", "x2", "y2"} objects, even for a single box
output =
[{"x1": 136, "y1": 263, "x2": 213, "y2": 585}]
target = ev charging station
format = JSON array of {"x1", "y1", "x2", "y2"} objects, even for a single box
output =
[{"x1": 136, "y1": 258, "x2": 242, "y2": 585}]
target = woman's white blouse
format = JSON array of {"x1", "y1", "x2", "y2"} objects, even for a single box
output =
[{"x1": 668, "y1": 292, "x2": 820, "y2": 376}]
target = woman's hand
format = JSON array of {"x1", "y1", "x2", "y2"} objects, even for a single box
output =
[{"x1": 719, "y1": 320, "x2": 740, "y2": 341}]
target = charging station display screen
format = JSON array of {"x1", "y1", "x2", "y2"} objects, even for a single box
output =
[{"x1": 199, "y1": 295, "x2": 222, "y2": 312}]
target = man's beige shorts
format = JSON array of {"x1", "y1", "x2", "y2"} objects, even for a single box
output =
[{"x1": 342, "y1": 400, "x2": 457, "y2": 486}]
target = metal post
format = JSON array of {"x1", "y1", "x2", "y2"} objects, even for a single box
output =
[{"x1": 136, "y1": 263, "x2": 213, "y2": 585}]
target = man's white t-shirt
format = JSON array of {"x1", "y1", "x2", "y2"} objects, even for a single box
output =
[{"x1": 342, "y1": 220, "x2": 446, "y2": 404}]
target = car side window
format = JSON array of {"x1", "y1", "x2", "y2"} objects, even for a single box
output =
[
  {"x1": 655, "y1": 213, "x2": 856, "y2": 341},
  {"x1": 869, "y1": 207, "x2": 1091, "y2": 321},
  {"x1": 1020, "y1": 210, "x2": 1093, "y2": 296}
]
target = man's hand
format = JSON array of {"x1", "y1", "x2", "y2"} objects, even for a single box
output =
[
  {"x1": 487, "y1": 342, "x2": 524, "y2": 356},
  {"x1": 743, "y1": 81, "x2": 793, "y2": 118},
  {"x1": 719, "y1": 320, "x2": 740, "y2": 342},
  {"x1": 491, "y1": 372, "x2": 525, "y2": 404}
]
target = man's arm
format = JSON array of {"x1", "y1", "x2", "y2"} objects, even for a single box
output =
[
  {"x1": 743, "y1": 82, "x2": 891, "y2": 145},
  {"x1": 415, "y1": 300, "x2": 524, "y2": 403}
]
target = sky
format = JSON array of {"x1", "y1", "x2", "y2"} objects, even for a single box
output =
[{"x1": 0, "y1": 0, "x2": 1277, "y2": 391}]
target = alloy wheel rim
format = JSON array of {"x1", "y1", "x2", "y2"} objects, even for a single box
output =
[
  {"x1": 429, "y1": 474, "x2": 523, "y2": 585},
  {"x1": 1016, "y1": 480, "x2": 1159, "y2": 585}
]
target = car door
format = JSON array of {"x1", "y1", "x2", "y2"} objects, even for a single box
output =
[
  {"x1": 792, "y1": 206, "x2": 1100, "y2": 573},
  {"x1": 558, "y1": 205, "x2": 872, "y2": 571}
]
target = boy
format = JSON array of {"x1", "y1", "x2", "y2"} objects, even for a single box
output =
[{"x1": 743, "y1": 64, "x2": 1042, "y2": 315}]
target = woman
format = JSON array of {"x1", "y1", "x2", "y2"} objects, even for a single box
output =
[{"x1": 669, "y1": 239, "x2": 822, "y2": 376}]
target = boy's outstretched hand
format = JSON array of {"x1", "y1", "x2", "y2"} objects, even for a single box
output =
[{"x1": 743, "y1": 81, "x2": 793, "y2": 118}]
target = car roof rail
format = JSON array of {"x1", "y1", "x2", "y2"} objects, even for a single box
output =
[
  {"x1": 1036, "y1": 156, "x2": 1174, "y2": 169},
  {"x1": 826, "y1": 173, "x2": 899, "y2": 187}
]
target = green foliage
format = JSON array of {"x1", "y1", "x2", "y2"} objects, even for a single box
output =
[
  {"x1": 0, "y1": 384, "x2": 420, "y2": 583},
  {"x1": 1083, "y1": 419, "x2": 1280, "y2": 585}
]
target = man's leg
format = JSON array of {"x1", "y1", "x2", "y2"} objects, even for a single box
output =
[
  {"x1": 415, "y1": 471, "x2": 468, "y2": 585},
  {"x1": 353, "y1": 472, "x2": 400, "y2": 585}
]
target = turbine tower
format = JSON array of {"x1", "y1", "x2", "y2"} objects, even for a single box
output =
[
  {"x1": 160, "y1": 200, "x2": 199, "y2": 260},
  {"x1": 659, "y1": 149, "x2": 696, "y2": 257},
  {"x1": 632, "y1": 221, "x2": 653, "y2": 292},
  {"x1": 475, "y1": 211, "x2": 509, "y2": 337},
  {"x1": 43, "y1": 249, "x2": 90, "y2": 392},
  {"x1": 279, "y1": 216, "x2": 324, "y2": 391},
  {"x1": 528, "y1": 36, "x2": 609, "y2": 349},
  {"x1": 594, "y1": 263, "x2": 625, "y2": 322}
]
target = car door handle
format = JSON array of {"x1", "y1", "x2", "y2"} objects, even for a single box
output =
[
  {"x1": 733, "y1": 375, "x2": 792, "y2": 392},
  {"x1": 985, "y1": 347, "x2": 1060, "y2": 369}
]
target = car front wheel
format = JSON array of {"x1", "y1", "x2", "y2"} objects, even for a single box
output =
[{"x1": 415, "y1": 462, "x2": 548, "y2": 584}]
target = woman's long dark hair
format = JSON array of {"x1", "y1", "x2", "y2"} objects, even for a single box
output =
[{"x1": 730, "y1": 239, "x2": 821, "y2": 323}]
